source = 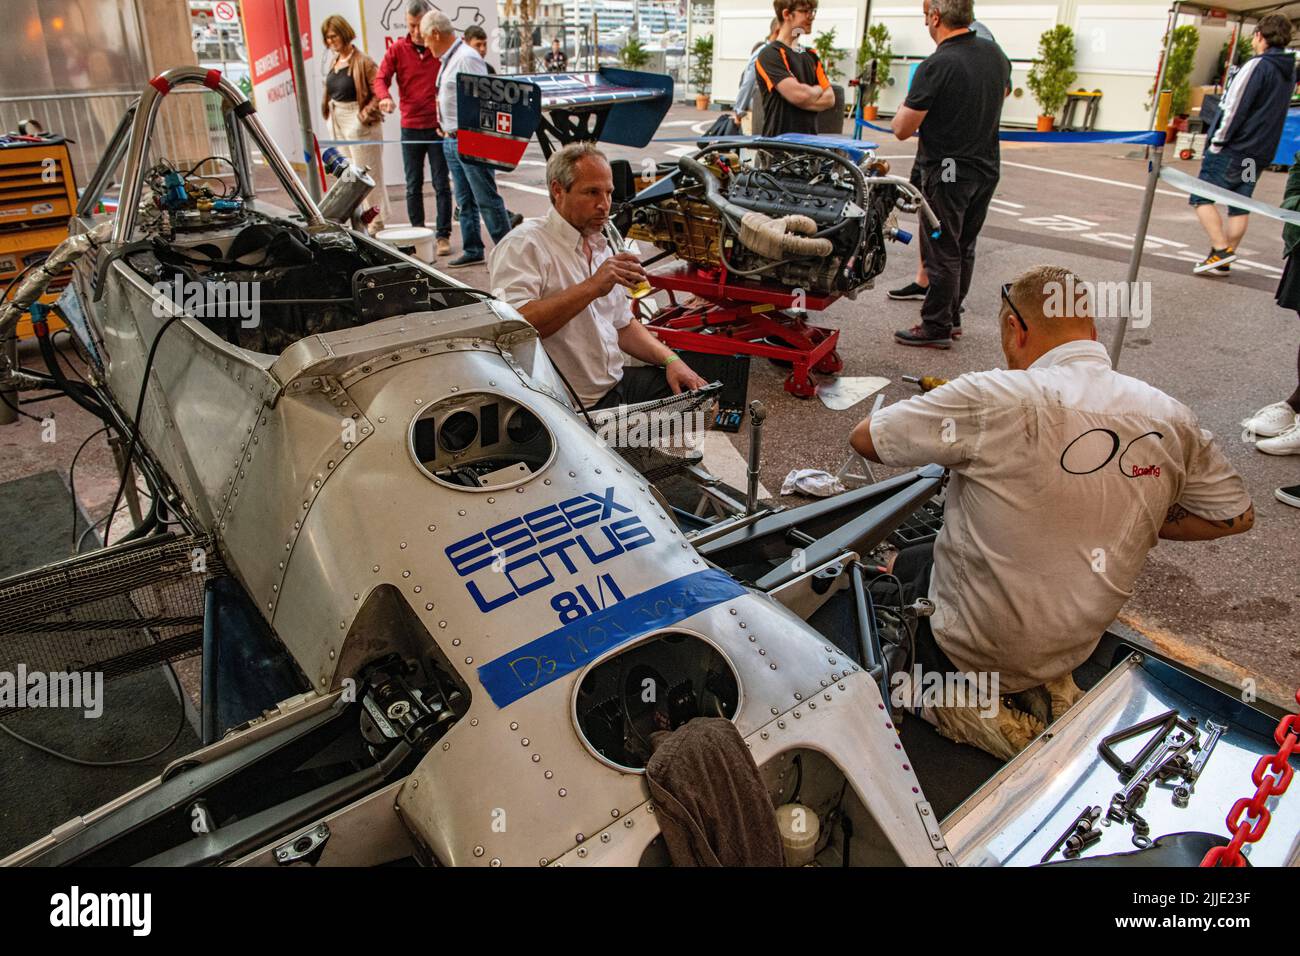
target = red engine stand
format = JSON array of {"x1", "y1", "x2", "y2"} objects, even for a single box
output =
[{"x1": 639, "y1": 261, "x2": 843, "y2": 398}]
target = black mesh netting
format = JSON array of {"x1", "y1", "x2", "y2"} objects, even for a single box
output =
[{"x1": 0, "y1": 532, "x2": 225, "y2": 718}]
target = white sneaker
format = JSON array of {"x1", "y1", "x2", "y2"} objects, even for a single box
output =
[
  {"x1": 1256, "y1": 422, "x2": 1300, "y2": 455},
  {"x1": 1241, "y1": 401, "x2": 1299, "y2": 438}
]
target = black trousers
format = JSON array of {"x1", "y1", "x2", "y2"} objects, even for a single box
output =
[
  {"x1": 888, "y1": 542, "x2": 959, "y2": 676},
  {"x1": 918, "y1": 171, "x2": 998, "y2": 334},
  {"x1": 591, "y1": 365, "x2": 673, "y2": 410},
  {"x1": 400, "y1": 126, "x2": 452, "y2": 238}
]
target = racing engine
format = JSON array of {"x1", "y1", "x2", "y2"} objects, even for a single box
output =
[{"x1": 625, "y1": 139, "x2": 926, "y2": 297}]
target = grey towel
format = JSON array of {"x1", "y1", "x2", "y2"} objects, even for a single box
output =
[{"x1": 645, "y1": 717, "x2": 784, "y2": 867}]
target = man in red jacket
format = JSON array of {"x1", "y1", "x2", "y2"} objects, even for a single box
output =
[{"x1": 375, "y1": 0, "x2": 452, "y2": 256}]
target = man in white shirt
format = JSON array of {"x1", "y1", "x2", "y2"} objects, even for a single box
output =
[
  {"x1": 421, "y1": 10, "x2": 512, "y2": 268},
  {"x1": 849, "y1": 265, "x2": 1254, "y2": 758},
  {"x1": 489, "y1": 143, "x2": 706, "y2": 410}
]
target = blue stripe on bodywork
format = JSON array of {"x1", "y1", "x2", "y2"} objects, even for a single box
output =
[{"x1": 476, "y1": 569, "x2": 746, "y2": 708}]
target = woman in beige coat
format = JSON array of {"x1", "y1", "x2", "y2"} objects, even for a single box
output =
[{"x1": 321, "y1": 15, "x2": 390, "y2": 233}]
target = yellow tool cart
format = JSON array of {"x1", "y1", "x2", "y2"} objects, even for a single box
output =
[{"x1": 0, "y1": 134, "x2": 79, "y2": 338}]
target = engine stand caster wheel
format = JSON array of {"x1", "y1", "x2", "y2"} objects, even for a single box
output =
[
  {"x1": 784, "y1": 372, "x2": 817, "y2": 398},
  {"x1": 814, "y1": 350, "x2": 843, "y2": 374}
]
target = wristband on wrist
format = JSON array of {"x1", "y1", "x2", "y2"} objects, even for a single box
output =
[{"x1": 662, "y1": 354, "x2": 680, "y2": 368}]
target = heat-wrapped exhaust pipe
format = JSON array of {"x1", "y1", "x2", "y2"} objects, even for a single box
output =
[
  {"x1": 678, "y1": 154, "x2": 834, "y2": 260},
  {"x1": 0, "y1": 221, "x2": 111, "y2": 391}
]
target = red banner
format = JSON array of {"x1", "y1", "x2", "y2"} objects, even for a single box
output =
[{"x1": 244, "y1": 0, "x2": 313, "y2": 87}]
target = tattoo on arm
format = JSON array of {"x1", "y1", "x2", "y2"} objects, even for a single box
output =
[{"x1": 1164, "y1": 503, "x2": 1190, "y2": 525}]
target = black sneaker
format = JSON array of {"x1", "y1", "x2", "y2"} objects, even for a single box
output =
[
  {"x1": 1276, "y1": 484, "x2": 1300, "y2": 508},
  {"x1": 894, "y1": 324, "x2": 952, "y2": 349},
  {"x1": 445, "y1": 253, "x2": 485, "y2": 269},
  {"x1": 888, "y1": 281, "x2": 929, "y2": 300},
  {"x1": 1193, "y1": 247, "x2": 1237, "y2": 274}
]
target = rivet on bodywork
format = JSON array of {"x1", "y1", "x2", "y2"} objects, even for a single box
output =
[
  {"x1": 824, "y1": 693, "x2": 832, "y2": 701},
  {"x1": 624, "y1": 819, "x2": 634, "y2": 828},
  {"x1": 328, "y1": 461, "x2": 336, "y2": 469},
  {"x1": 443, "y1": 742, "x2": 450, "y2": 750},
  {"x1": 770, "y1": 707, "x2": 778, "y2": 715},
  {"x1": 778, "y1": 721, "x2": 786, "y2": 729},
  {"x1": 400, "y1": 542, "x2": 407, "y2": 549},
  {"x1": 372, "y1": 565, "x2": 379, "y2": 573},
  {"x1": 809, "y1": 702, "x2": 816, "y2": 710},
  {"x1": 576, "y1": 848, "x2": 586, "y2": 858},
  {"x1": 402, "y1": 570, "x2": 410, "y2": 578},
  {"x1": 425, "y1": 603, "x2": 434, "y2": 610},
  {"x1": 521, "y1": 738, "x2": 530, "y2": 746},
  {"x1": 761, "y1": 731, "x2": 769, "y2": 740},
  {"x1": 839, "y1": 684, "x2": 846, "y2": 691},
  {"x1": 486, "y1": 497, "x2": 495, "y2": 504},
  {"x1": 458, "y1": 510, "x2": 466, "y2": 516},
  {"x1": 758, "y1": 648, "x2": 765, "y2": 655},
  {"x1": 329, "y1": 649, "x2": 335, "y2": 659},
  {"x1": 470, "y1": 718, "x2": 479, "y2": 726},
  {"x1": 473, "y1": 845, "x2": 484, "y2": 857},
  {"x1": 532, "y1": 754, "x2": 540, "y2": 762},
  {"x1": 544, "y1": 771, "x2": 553, "y2": 779},
  {"x1": 465, "y1": 657, "x2": 473, "y2": 664},
  {"x1": 413, "y1": 586, "x2": 422, "y2": 593},
  {"x1": 794, "y1": 693, "x2": 802, "y2": 700},
  {"x1": 428, "y1": 524, "x2": 436, "y2": 532},
  {"x1": 794, "y1": 711, "x2": 802, "y2": 719},
  {"x1": 439, "y1": 621, "x2": 447, "y2": 628},
  {"x1": 490, "y1": 858, "x2": 501, "y2": 867},
  {"x1": 738, "y1": 622, "x2": 747, "y2": 629},
  {"x1": 601, "y1": 833, "x2": 611, "y2": 843},
  {"x1": 510, "y1": 722, "x2": 519, "y2": 731},
  {"x1": 452, "y1": 638, "x2": 461, "y2": 646},
  {"x1": 339, "y1": 621, "x2": 345, "y2": 629},
  {"x1": 769, "y1": 663, "x2": 777, "y2": 670}
]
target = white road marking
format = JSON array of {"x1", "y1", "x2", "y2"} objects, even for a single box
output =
[
  {"x1": 989, "y1": 197, "x2": 1024, "y2": 208},
  {"x1": 498, "y1": 181, "x2": 549, "y2": 196},
  {"x1": 701, "y1": 430, "x2": 769, "y2": 498},
  {"x1": 1001, "y1": 160, "x2": 1183, "y2": 198},
  {"x1": 1238, "y1": 258, "x2": 1282, "y2": 274}
]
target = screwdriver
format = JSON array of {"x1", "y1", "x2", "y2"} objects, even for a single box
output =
[{"x1": 901, "y1": 375, "x2": 948, "y2": 392}]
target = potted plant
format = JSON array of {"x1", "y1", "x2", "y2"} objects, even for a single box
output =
[
  {"x1": 856, "y1": 23, "x2": 893, "y2": 121},
  {"x1": 812, "y1": 27, "x2": 847, "y2": 84},
  {"x1": 1026, "y1": 24, "x2": 1077, "y2": 131},
  {"x1": 1165, "y1": 24, "x2": 1200, "y2": 134},
  {"x1": 690, "y1": 35, "x2": 714, "y2": 110},
  {"x1": 621, "y1": 34, "x2": 651, "y2": 69}
]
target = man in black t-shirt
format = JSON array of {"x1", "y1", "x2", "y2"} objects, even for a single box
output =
[
  {"x1": 755, "y1": 0, "x2": 835, "y2": 137},
  {"x1": 891, "y1": 0, "x2": 1009, "y2": 348}
]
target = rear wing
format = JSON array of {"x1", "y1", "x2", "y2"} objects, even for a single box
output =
[{"x1": 455, "y1": 68, "x2": 673, "y2": 171}]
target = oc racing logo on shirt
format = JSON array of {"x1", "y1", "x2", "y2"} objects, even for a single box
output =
[
  {"x1": 1059, "y1": 427, "x2": 1165, "y2": 478},
  {"x1": 444, "y1": 487, "x2": 653, "y2": 614}
]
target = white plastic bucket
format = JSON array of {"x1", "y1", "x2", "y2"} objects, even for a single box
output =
[{"x1": 375, "y1": 226, "x2": 435, "y2": 262}]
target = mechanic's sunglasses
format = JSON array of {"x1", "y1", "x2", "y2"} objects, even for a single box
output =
[{"x1": 1001, "y1": 282, "x2": 1029, "y2": 332}]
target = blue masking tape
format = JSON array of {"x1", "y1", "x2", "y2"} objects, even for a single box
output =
[{"x1": 476, "y1": 568, "x2": 747, "y2": 708}]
